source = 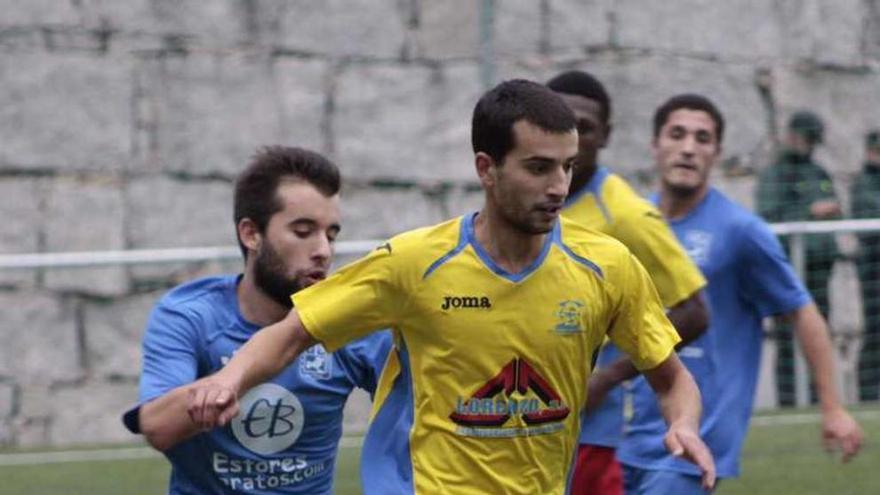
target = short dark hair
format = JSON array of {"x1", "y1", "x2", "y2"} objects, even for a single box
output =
[
  {"x1": 788, "y1": 110, "x2": 824, "y2": 145},
  {"x1": 653, "y1": 93, "x2": 725, "y2": 143},
  {"x1": 545, "y1": 70, "x2": 612, "y2": 124},
  {"x1": 233, "y1": 146, "x2": 341, "y2": 258},
  {"x1": 471, "y1": 79, "x2": 576, "y2": 164}
]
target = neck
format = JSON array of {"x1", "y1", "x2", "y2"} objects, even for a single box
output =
[
  {"x1": 658, "y1": 184, "x2": 709, "y2": 221},
  {"x1": 569, "y1": 161, "x2": 598, "y2": 196},
  {"x1": 237, "y1": 269, "x2": 289, "y2": 327},
  {"x1": 473, "y1": 208, "x2": 547, "y2": 274}
]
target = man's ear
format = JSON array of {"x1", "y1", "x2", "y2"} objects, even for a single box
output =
[
  {"x1": 238, "y1": 218, "x2": 261, "y2": 254},
  {"x1": 475, "y1": 152, "x2": 498, "y2": 188}
]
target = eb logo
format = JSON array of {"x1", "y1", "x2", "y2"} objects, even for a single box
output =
[{"x1": 231, "y1": 383, "x2": 305, "y2": 455}]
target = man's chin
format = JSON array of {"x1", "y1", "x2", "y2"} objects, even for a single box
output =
[
  {"x1": 666, "y1": 181, "x2": 701, "y2": 197},
  {"x1": 523, "y1": 219, "x2": 555, "y2": 235}
]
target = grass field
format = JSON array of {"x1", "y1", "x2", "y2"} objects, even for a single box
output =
[{"x1": 1, "y1": 407, "x2": 877, "y2": 494}]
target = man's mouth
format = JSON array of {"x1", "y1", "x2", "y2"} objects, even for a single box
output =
[
  {"x1": 304, "y1": 269, "x2": 327, "y2": 283},
  {"x1": 536, "y1": 203, "x2": 563, "y2": 216}
]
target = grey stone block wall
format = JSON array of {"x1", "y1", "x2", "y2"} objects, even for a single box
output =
[{"x1": 1, "y1": 0, "x2": 879, "y2": 447}]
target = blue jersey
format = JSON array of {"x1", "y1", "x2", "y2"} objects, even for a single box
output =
[
  {"x1": 617, "y1": 188, "x2": 811, "y2": 478},
  {"x1": 122, "y1": 275, "x2": 393, "y2": 495}
]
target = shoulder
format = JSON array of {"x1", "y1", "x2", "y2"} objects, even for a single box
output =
[
  {"x1": 720, "y1": 198, "x2": 780, "y2": 254},
  {"x1": 557, "y1": 216, "x2": 632, "y2": 277},
  {"x1": 377, "y1": 216, "x2": 471, "y2": 273},
  {"x1": 384, "y1": 217, "x2": 462, "y2": 253},
  {"x1": 154, "y1": 275, "x2": 236, "y2": 318},
  {"x1": 703, "y1": 190, "x2": 761, "y2": 230},
  {"x1": 603, "y1": 176, "x2": 666, "y2": 226},
  {"x1": 603, "y1": 175, "x2": 653, "y2": 211}
]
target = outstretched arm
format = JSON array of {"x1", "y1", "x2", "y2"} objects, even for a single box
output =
[
  {"x1": 643, "y1": 353, "x2": 716, "y2": 491},
  {"x1": 786, "y1": 302, "x2": 863, "y2": 461},
  {"x1": 187, "y1": 309, "x2": 317, "y2": 428}
]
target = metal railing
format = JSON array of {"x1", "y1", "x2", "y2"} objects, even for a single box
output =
[
  {"x1": 772, "y1": 218, "x2": 880, "y2": 407},
  {"x1": 3, "y1": 218, "x2": 880, "y2": 407}
]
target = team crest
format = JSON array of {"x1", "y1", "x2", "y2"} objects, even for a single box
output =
[
  {"x1": 300, "y1": 345, "x2": 332, "y2": 380},
  {"x1": 684, "y1": 229, "x2": 713, "y2": 266},
  {"x1": 554, "y1": 300, "x2": 584, "y2": 334}
]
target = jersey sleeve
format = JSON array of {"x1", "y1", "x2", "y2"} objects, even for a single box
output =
[
  {"x1": 123, "y1": 301, "x2": 202, "y2": 434},
  {"x1": 738, "y1": 218, "x2": 812, "y2": 318},
  {"x1": 138, "y1": 302, "x2": 201, "y2": 403},
  {"x1": 334, "y1": 330, "x2": 395, "y2": 396},
  {"x1": 612, "y1": 205, "x2": 706, "y2": 308},
  {"x1": 607, "y1": 252, "x2": 681, "y2": 371},
  {"x1": 294, "y1": 243, "x2": 411, "y2": 352}
]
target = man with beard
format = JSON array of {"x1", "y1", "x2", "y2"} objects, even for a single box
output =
[
  {"x1": 182, "y1": 80, "x2": 716, "y2": 494},
  {"x1": 122, "y1": 146, "x2": 392, "y2": 494}
]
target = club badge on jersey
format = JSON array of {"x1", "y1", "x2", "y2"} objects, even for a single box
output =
[{"x1": 300, "y1": 345, "x2": 332, "y2": 380}]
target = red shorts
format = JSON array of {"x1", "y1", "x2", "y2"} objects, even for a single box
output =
[{"x1": 569, "y1": 444, "x2": 624, "y2": 495}]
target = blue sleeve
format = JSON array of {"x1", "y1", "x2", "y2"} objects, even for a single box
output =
[
  {"x1": 739, "y1": 218, "x2": 812, "y2": 318},
  {"x1": 138, "y1": 301, "x2": 202, "y2": 403},
  {"x1": 123, "y1": 299, "x2": 202, "y2": 434},
  {"x1": 334, "y1": 330, "x2": 394, "y2": 396}
]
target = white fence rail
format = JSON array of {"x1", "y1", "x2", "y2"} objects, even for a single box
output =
[{"x1": 3, "y1": 219, "x2": 880, "y2": 408}]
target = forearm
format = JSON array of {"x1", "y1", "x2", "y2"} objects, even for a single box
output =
[
  {"x1": 644, "y1": 355, "x2": 702, "y2": 430},
  {"x1": 139, "y1": 386, "x2": 204, "y2": 451},
  {"x1": 790, "y1": 303, "x2": 842, "y2": 412},
  {"x1": 222, "y1": 309, "x2": 315, "y2": 394},
  {"x1": 667, "y1": 293, "x2": 709, "y2": 349}
]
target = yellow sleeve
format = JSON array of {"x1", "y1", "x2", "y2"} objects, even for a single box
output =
[
  {"x1": 293, "y1": 243, "x2": 410, "y2": 352},
  {"x1": 610, "y1": 204, "x2": 705, "y2": 308},
  {"x1": 607, "y1": 252, "x2": 681, "y2": 370}
]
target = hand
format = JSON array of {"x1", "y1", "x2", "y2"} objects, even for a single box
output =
[
  {"x1": 810, "y1": 200, "x2": 841, "y2": 219},
  {"x1": 821, "y1": 407, "x2": 863, "y2": 462},
  {"x1": 186, "y1": 374, "x2": 241, "y2": 430},
  {"x1": 664, "y1": 421, "x2": 716, "y2": 491}
]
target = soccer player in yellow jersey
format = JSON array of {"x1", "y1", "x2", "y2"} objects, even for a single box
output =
[
  {"x1": 547, "y1": 70, "x2": 709, "y2": 495},
  {"x1": 186, "y1": 79, "x2": 716, "y2": 494}
]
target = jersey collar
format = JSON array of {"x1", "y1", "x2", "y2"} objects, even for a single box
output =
[{"x1": 463, "y1": 212, "x2": 557, "y2": 283}]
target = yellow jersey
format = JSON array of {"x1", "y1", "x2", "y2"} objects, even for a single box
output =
[
  {"x1": 293, "y1": 213, "x2": 679, "y2": 495},
  {"x1": 563, "y1": 167, "x2": 705, "y2": 307}
]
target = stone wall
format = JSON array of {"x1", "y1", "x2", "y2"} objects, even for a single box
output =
[{"x1": 1, "y1": 0, "x2": 879, "y2": 447}]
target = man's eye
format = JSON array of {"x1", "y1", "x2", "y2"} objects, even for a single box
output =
[{"x1": 293, "y1": 229, "x2": 312, "y2": 238}]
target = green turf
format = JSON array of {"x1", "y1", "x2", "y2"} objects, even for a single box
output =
[
  {"x1": 717, "y1": 409, "x2": 880, "y2": 495},
  {"x1": 0, "y1": 457, "x2": 170, "y2": 495},
  {"x1": 0, "y1": 408, "x2": 876, "y2": 494}
]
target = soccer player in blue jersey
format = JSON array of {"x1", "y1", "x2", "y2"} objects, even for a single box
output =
[
  {"x1": 183, "y1": 80, "x2": 716, "y2": 494},
  {"x1": 616, "y1": 94, "x2": 863, "y2": 494},
  {"x1": 122, "y1": 146, "x2": 392, "y2": 494},
  {"x1": 548, "y1": 70, "x2": 709, "y2": 495}
]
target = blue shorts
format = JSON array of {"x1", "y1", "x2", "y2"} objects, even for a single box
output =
[{"x1": 622, "y1": 464, "x2": 711, "y2": 495}]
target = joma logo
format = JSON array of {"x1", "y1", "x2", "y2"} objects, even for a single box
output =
[{"x1": 441, "y1": 295, "x2": 492, "y2": 310}]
